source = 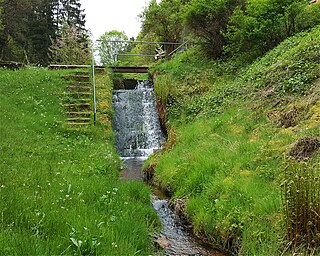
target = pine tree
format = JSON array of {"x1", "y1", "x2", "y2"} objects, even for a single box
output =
[
  {"x1": 0, "y1": 0, "x2": 3, "y2": 31},
  {"x1": 50, "y1": 0, "x2": 89, "y2": 64},
  {"x1": 27, "y1": 0, "x2": 57, "y2": 65},
  {"x1": 0, "y1": 0, "x2": 88, "y2": 64},
  {"x1": 0, "y1": 0, "x2": 31, "y2": 61},
  {"x1": 54, "y1": 0, "x2": 86, "y2": 32}
]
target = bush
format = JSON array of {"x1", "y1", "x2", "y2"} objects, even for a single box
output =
[
  {"x1": 184, "y1": 0, "x2": 245, "y2": 58},
  {"x1": 226, "y1": 0, "x2": 320, "y2": 61}
]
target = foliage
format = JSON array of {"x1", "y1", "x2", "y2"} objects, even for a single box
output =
[
  {"x1": 243, "y1": 25, "x2": 320, "y2": 94},
  {"x1": 140, "y1": 0, "x2": 187, "y2": 45},
  {"x1": 0, "y1": 0, "x2": 33, "y2": 62},
  {"x1": 225, "y1": 0, "x2": 320, "y2": 61},
  {"x1": 0, "y1": 0, "x2": 3, "y2": 32},
  {"x1": 184, "y1": 0, "x2": 245, "y2": 58},
  {"x1": 27, "y1": 0, "x2": 57, "y2": 65},
  {"x1": 49, "y1": 24, "x2": 91, "y2": 64},
  {"x1": 153, "y1": 106, "x2": 286, "y2": 254},
  {"x1": 0, "y1": 68, "x2": 159, "y2": 255},
  {"x1": 55, "y1": 0, "x2": 87, "y2": 32},
  {"x1": 150, "y1": 27, "x2": 320, "y2": 255},
  {"x1": 138, "y1": 0, "x2": 320, "y2": 61},
  {"x1": 97, "y1": 30, "x2": 128, "y2": 65},
  {"x1": 125, "y1": 32, "x2": 158, "y2": 67},
  {"x1": 0, "y1": 0, "x2": 88, "y2": 65}
]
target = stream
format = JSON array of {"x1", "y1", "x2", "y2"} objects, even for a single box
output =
[{"x1": 112, "y1": 80, "x2": 223, "y2": 255}]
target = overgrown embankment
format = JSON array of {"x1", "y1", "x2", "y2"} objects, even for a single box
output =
[
  {"x1": 146, "y1": 26, "x2": 320, "y2": 255},
  {"x1": 0, "y1": 68, "x2": 159, "y2": 255}
]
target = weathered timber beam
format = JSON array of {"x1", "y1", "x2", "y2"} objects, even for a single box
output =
[
  {"x1": 48, "y1": 65, "x2": 105, "y2": 70},
  {"x1": 110, "y1": 66, "x2": 149, "y2": 73}
]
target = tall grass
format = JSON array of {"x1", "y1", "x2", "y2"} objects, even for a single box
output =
[
  {"x1": 282, "y1": 163, "x2": 320, "y2": 253},
  {"x1": 150, "y1": 26, "x2": 320, "y2": 255},
  {"x1": 0, "y1": 68, "x2": 159, "y2": 255},
  {"x1": 152, "y1": 106, "x2": 289, "y2": 254}
]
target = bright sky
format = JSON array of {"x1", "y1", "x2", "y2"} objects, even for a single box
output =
[{"x1": 80, "y1": 0, "x2": 154, "y2": 41}]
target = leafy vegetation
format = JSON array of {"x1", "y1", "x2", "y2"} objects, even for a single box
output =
[
  {"x1": 49, "y1": 24, "x2": 91, "y2": 65},
  {"x1": 97, "y1": 30, "x2": 129, "y2": 66},
  {"x1": 184, "y1": 0, "x2": 245, "y2": 57},
  {"x1": 135, "y1": 0, "x2": 320, "y2": 61},
  {"x1": 226, "y1": 0, "x2": 320, "y2": 60},
  {"x1": 243, "y1": 25, "x2": 320, "y2": 94},
  {"x1": 146, "y1": 23, "x2": 320, "y2": 255},
  {"x1": 0, "y1": 0, "x2": 88, "y2": 65},
  {"x1": 0, "y1": 68, "x2": 159, "y2": 255}
]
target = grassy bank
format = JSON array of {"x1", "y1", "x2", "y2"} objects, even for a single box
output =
[
  {"x1": 0, "y1": 68, "x2": 159, "y2": 255},
  {"x1": 147, "y1": 26, "x2": 320, "y2": 255}
]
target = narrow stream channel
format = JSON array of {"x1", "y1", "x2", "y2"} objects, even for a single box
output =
[{"x1": 112, "y1": 80, "x2": 222, "y2": 255}]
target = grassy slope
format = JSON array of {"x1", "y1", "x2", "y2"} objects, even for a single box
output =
[
  {"x1": 0, "y1": 68, "x2": 158, "y2": 255},
  {"x1": 149, "y1": 26, "x2": 320, "y2": 255}
]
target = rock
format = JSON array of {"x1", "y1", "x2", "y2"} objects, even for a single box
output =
[
  {"x1": 174, "y1": 198, "x2": 188, "y2": 221},
  {"x1": 155, "y1": 236, "x2": 170, "y2": 249}
]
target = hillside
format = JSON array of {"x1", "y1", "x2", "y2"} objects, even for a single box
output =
[
  {"x1": 0, "y1": 68, "x2": 159, "y2": 255},
  {"x1": 146, "y1": 26, "x2": 320, "y2": 255}
]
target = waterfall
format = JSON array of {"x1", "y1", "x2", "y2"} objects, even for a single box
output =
[
  {"x1": 112, "y1": 79, "x2": 220, "y2": 255},
  {"x1": 112, "y1": 80, "x2": 164, "y2": 158}
]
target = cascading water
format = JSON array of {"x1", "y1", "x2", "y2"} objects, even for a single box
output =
[
  {"x1": 112, "y1": 80, "x2": 221, "y2": 256},
  {"x1": 112, "y1": 80, "x2": 164, "y2": 158}
]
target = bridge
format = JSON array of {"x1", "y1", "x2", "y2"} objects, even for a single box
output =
[
  {"x1": 109, "y1": 66, "x2": 148, "y2": 73},
  {"x1": 48, "y1": 64, "x2": 149, "y2": 73}
]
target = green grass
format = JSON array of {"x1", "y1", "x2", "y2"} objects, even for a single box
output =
[
  {"x1": 153, "y1": 105, "x2": 289, "y2": 255},
  {"x1": 0, "y1": 67, "x2": 159, "y2": 255},
  {"x1": 148, "y1": 25, "x2": 320, "y2": 255}
]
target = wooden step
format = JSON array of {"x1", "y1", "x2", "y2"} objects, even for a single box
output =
[
  {"x1": 94, "y1": 67, "x2": 105, "y2": 74},
  {"x1": 63, "y1": 103, "x2": 91, "y2": 110},
  {"x1": 66, "y1": 112, "x2": 91, "y2": 117},
  {"x1": 67, "y1": 81, "x2": 91, "y2": 86},
  {"x1": 67, "y1": 118, "x2": 91, "y2": 122},
  {"x1": 67, "y1": 122, "x2": 91, "y2": 126},
  {"x1": 65, "y1": 91, "x2": 92, "y2": 96},
  {"x1": 66, "y1": 86, "x2": 91, "y2": 91},
  {"x1": 63, "y1": 75, "x2": 90, "y2": 82},
  {"x1": 74, "y1": 71, "x2": 89, "y2": 76},
  {"x1": 64, "y1": 98, "x2": 91, "y2": 103}
]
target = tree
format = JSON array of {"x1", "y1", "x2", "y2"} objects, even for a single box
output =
[
  {"x1": 225, "y1": 0, "x2": 320, "y2": 61},
  {"x1": 27, "y1": 0, "x2": 57, "y2": 65},
  {"x1": 53, "y1": 0, "x2": 86, "y2": 33},
  {"x1": 0, "y1": 0, "x2": 3, "y2": 32},
  {"x1": 49, "y1": 24, "x2": 90, "y2": 64},
  {"x1": 184, "y1": 0, "x2": 245, "y2": 58},
  {"x1": 97, "y1": 30, "x2": 128, "y2": 65},
  {"x1": 0, "y1": 0, "x2": 88, "y2": 64},
  {"x1": 140, "y1": 0, "x2": 188, "y2": 51},
  {"x1": 0, "y1": 0, "x2": 31, "y2": 61}
]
